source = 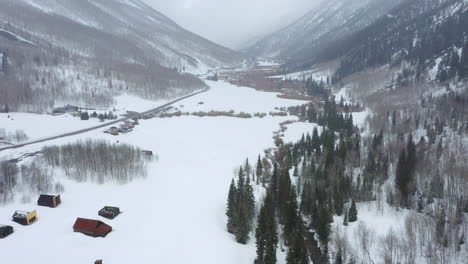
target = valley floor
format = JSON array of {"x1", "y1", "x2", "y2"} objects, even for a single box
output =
[{"x1": 0, "y1": 80, "x2": 309, "y2": 264}]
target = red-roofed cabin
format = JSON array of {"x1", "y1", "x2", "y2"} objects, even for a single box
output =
[{"x1": 73, "y1": 218, "x2": 112, "y2": 237}]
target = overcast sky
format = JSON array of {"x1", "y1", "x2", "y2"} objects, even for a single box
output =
[{"x1": 143, "y1": 0, "x2": 319, "y2": 50}]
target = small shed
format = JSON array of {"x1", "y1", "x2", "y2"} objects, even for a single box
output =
[
  {"x1": 98, "y1": 206, "x2": 121, "y2": 219},
  {"x1": 37, "y1": 194, "x2": 61, "y2": 208},
  {"x1": 12, "y1": 210, "x2": 37, "y2": 225},
  {"x1": 73, "y1": 218, "x2": 112, "y2": 237},
  {"x1": 0, "y1": 225, "x2": 14, "y2": 238}
]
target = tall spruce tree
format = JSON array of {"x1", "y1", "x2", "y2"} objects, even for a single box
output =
[
  {"x1": 286, "y1": 231, "x2": 309, "y2": 264},
  {"x1": 256, "y1": 155, "x2": 263, "y2": 183},
  {"x1": 226, "y1": 166, "x2": 256, "y2": 244},
  {"x1": 226, "y1": 179, "x2": 238, "y2": 234},
  {"x1": 396, "y1": 149, "x2": 408, "y2": 196},
  {"x1": 244, "y1": 175, "x2": 256, "y2": 228},
  {"x1": 255, "y1": 193, "x2": 278, "y2": 264},
  {"x1": 348, "y1": 200, "x2": 358, "y2": 223},
  {"x1": 343, "y1": 210, "x2": 349, "y2": 226},
  {"x1": 234, "y1": 166, "x2": 256, "y2": 244},
  {"x1": 335, "y1": 249, "x2": 343, "y2": 264},
  {"x1": 396, "y1": 136, "x2": 417, "y2": 206},
  {"x1": 312, "y1": 127, "x2": 321, "y2": 154}
]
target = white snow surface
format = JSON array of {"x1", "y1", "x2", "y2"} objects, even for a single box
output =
[
  {"x1": 178, "y1": 80, "x2": 306, "y2": 113},
  {"x1": 0, "y1": 95, "x2": 169, "y2": 142},
  {"x1": 282, "y1": 122, "x2": 320, "y2": 143},
  {"x1": 0, "y1": 81, "x2": 310, "y2": 264}
]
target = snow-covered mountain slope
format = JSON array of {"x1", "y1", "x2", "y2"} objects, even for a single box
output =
[
  {"x1": 0, "y1": 0, "x2": 244, "y2": 112},
  {"x1": 7, "y1": 0, "x2": 242, "y2": 70},
  {"x1": 245, "y1": 0, "x2": 405, "y2": 60}
]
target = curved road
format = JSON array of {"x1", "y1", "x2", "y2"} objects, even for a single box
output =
[{"x1": 0, "y1": 87, "x2": 209, "y2": 152}]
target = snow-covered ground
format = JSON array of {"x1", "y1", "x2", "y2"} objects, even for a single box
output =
[
  {"x1": 282, "y1": 122, "x2": 319, "y2": 143},
  {"x1": 0, "y1": 113, "x2": 103, "y2": 142},
  {"x1": 176, "y1": 80, "x2": 306, "y2": 113},
  {"x1": 0, "y1": 94, "x2": 172, "y2": 143},
  {"x1": 0, "y1": 81, "x2": 310, "y2": 264}
]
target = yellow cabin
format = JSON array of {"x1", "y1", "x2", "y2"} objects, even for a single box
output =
[{"x1": 12, "y1": 210, "x2": 38, "y2": 225}]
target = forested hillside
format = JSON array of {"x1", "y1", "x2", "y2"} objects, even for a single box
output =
[
  {"x1": 0, "y1": 0, "x2": 243, "y2": 112},
  {"x1": 245, "y1": 0, "x2": 405, "y2": 61},
  {"x1": 231, "y1": 2, "x2": 468, "y2": 262}
]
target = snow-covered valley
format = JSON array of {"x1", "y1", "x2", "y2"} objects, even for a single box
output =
[{"x1": 0, "y1": 80, "x2": 311, "y2": 264}]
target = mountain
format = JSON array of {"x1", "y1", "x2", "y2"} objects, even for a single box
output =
[
  {"x1": 0, "y1": 0, "x2": 243, "y2": 112},
  {"x1": 320, "y1": 0, "x2": 468, "y2": 83},
  {"x1": 245, "y1": 0, "x2": 405, "y2": 61}
]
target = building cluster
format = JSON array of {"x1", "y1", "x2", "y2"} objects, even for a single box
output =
[
  {"x1": 1, "y1": 194, "x2": 120, "y2": 240},
  {"x1": 104, "y1": 119, "x2": 138, "y2": 135}
]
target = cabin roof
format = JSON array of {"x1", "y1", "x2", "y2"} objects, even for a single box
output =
[
  {"x1": 38, "y1": 194, "x2": 59, "y2": 198},
  {"x1": 73, "y1": 218, "x2": 111, "y2": 233}
]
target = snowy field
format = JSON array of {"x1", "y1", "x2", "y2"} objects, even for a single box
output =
[
  {"x1": 0, "y1": 95, "x2": 169, "y2": 143},
  {"x1": 177, "y1": 80, "x2": 306, "y2": 113},
  {"x1": 0, "y1": 81, "x2": 311, "y2": 264}
]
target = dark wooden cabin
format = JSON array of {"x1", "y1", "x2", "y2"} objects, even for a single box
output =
[
  {"x1": 37, "y1": 194, "x2": 61, "y2": 208},
  {"x1": 98, "y1": 206, "x2": 121, "y2": 219},
  {"x1": 73, "y1": 218, "x2": 112, "y2": 237},
  {"x1": 0, "y1": 225, "x2": 13, "y2": 238}
]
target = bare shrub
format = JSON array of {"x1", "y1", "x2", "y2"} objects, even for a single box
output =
[
  {"x1": 0, "y1": 161, "x2": 18, "y2": 203},
  {"x1": 43, "y1": 139, "x2": 150, "y2": 184},
  {"x1": 20, "y1": 160, "x2": 53, "y2": 193},
  {"x1": 355, "y1": 221, "x2": 376, "y2": 263},
  {"x1": 54, "y1": 182, "x2": 65, "y2": 193}
]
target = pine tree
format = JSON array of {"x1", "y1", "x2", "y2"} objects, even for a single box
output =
[
  {"x1": 333, "y1": 186, "x2": 344, "y2": 216},
  {"x1": 256, "y1": 155, "x2": 263, "y2": 182},
  {"x1": 406, "y1": 135, "x2": 417, "y2": 180},
  {"x1": 256, "y1": 205, "x2": 267, "y2": 263},
  {"x1": 235, "y1": 212, "x2": 250, "y2": 244},
  {"x1": 348, "y1": 200, "x2": 358, "y2": 223},
  {"x1": 396, "y1": 136, "x2": 417, "y2": 206},
  {"x1": 395, "y1": 150, "x2": 408, "y2": 200},
  {"x1": 286, "y1": 231, "x2": 309, "y2": 264},
  {"x1": 335, "y1": 250, "x2": 343, "y2": 264},
  {"x1": 226, "y1": 179, "x2": 238, "y2": 234},
  {"x1": 256, "y1": 194, "x2": 278, "y2": 264},
  {"x1": 316, "y1": 202, "x2": 333, "y2": 244},
  {"x1": 80, "y1": 111, "x2": 90, "y2": 120},
  {"x1": 244, "y1": 158, "x2": 252, "y2": 180},
  {"x1": 461, "y1": 43, "x2": 468, "y2": 77},
  {"x1": 243, "y1": 175, "x2": 256, "y2": 227},
  {"x1": 343, "y1": 209, "x2": 349, "y2": 226},
  {"x1": 312, "y1": 127, "x2": 321, "y2": 154},
  {"x1": 233, "y1": 166, "x2": 256, "y2": 244},
  {"x1": 436, "y1": 209, "x2": 447, "y2": 247}
]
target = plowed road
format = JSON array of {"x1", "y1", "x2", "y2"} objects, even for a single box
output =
[{"x1": 0, "y1": 88, "x2": 208, "y2": 152}]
